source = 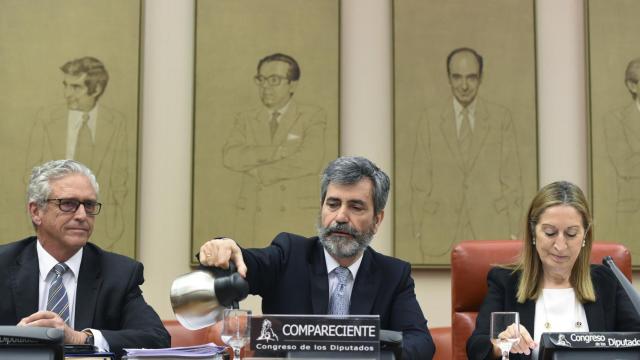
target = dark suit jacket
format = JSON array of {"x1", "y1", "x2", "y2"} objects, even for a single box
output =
[
  {"x1": 467, "y1": 266, "x2": 640, "y2": 359},
  {"x1": 242, "y1": 232, "x2": 435, "y2": 359},
  {"x1": 0, "y1": 237, "x2": 170, "y2": 358}
]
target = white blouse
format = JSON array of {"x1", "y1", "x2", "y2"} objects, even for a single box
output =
[{"x1": 532, "y1": 288, "x2": 589, "y2": 359}]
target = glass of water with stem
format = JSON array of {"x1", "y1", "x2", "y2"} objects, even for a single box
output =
[
  {"x1": 222, "y1": 308, "x2": 252, "y2": 360},
  {"x1": 491, "y1": 312, "x2": 520, "y2": 360}
]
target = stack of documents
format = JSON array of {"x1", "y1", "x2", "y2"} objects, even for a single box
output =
[{"x1": 123, "y1": 343, "x2": 227, "y2": 359}]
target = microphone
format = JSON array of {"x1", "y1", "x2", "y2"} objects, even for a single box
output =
[{"x1": 602, "y1": 256, "x2": 640, "y2": 315}]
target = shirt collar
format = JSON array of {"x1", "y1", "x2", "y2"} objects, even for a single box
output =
[
  {"x1": 453, "y1": 97, "x2": 477, "y2": 117},
  {"x1": 69, "y1": 106, "x2": 98, "y2": 128},
  {"x1": 36, "y1": 240, "x2": 83, "y2": 281},
  {"x1": 323, "y1": 248, "x2": 363, "y2": 280},
  {"x1": 268, "y1": 100, "x2": 291, "y2": 119}
]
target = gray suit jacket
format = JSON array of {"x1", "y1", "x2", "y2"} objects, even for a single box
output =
[
  {"x1": 411, "y1": 98, "x2": 523, "y2": 258},
  {"x1": 26, "y1": 104, "x2": 131, "y2": 244}
]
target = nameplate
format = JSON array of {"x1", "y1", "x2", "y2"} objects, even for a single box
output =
[
  {"x1": 543, "y1": 332, "x2": 640, "y2": 349},
  {"x1": 0, "y1": 326, "x2": 63, "y2": 345},
  {"x1": 250, "y1": 315, "x2": 380, "y2": 358}
]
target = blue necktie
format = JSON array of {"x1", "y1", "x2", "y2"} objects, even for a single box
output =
[
  {"x1": 328, "y1": 267, "x2": 351, "y2": 315},
  {"x1": 47, "y1": 263, "x2": 70, "y2": 324}
]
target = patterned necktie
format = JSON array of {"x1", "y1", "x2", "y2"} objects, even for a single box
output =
[
  {"x1": 269, "y1": 111, "x2": 280, "y2": 139},
  {"x1": 458, "y1": 108, "x2": 472, "y2": 160},
  {"x1": 328, "y1": 267, "x2": 351, "y2": 315},
  {"x1": 75, "y1": 113, "x2": 94, "y2": 167},
  {"x1": 47, "y1": 263, "x2": 70, "y2": 324}
]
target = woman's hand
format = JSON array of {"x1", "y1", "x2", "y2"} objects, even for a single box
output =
[{"x1": 492, "y1": 323, "x2": 537, "y2": 357}]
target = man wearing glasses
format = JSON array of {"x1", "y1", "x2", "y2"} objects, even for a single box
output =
[
  {"x1": 222, "y1": 53, "x2": 327, "y2": 248},
  {"x1": 0, "y1": 160, "x2": 169, "y2": 358}
]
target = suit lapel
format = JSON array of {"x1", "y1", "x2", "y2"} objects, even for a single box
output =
[
  {"x1": 439, "y1": 104, "x2": 466, "y2": 172},
  {"x1": 621, "y1": 103, "x2": 640, "y2": 144},
  {"x1": 272, "y1": 101, "x2": 299, "y2": 145},
  {"x1": 465, "y1": 99, "x2": 490, "y2": 172},
  {"x1": 253, "y1": 109, "x2": 273, "y2": 146},
  {"x1": 49, "y1": 106, "x2": 69, "y2": 158},
  {"x1": 309, "y1": 241, "x2": 329, "y2": 315},
  {"x1": 12, "y1": 240, "x2": 39, "y2": 321},
  {"x1": 349, "y1": 249, "x2": 379, "y2": 315},
  {"x1": 583, "y1": 300, "x2": 604, "y2": 331},
  {"x1": 92, "y1": 105, "x2": 117, "y2": 175},
  {"x1": 517, "y1": 299, "x2": 536, "y2": 334},
  {"x1": 74, "y1": 245, "x2": 102, "y2": 330}
]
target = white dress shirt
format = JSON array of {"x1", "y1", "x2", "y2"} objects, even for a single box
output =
[
  {"x1": 453, "y1": 98, "x2": 477, "y2": 137},
  {"x1": 36, "y1": 240, "x2": 109, "y2": 351}
]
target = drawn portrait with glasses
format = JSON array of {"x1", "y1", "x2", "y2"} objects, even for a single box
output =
[
  {"x1": 192, "y1": 0, "x2": 340, "y2": 258},
  {"x1": 218, "y1": 52, "x2": 331, "y2": 248}
]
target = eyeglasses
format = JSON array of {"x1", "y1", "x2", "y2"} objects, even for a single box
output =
[
  {"x1": 46, "y1": 198, "x2": 102, "y2": 215},
  {"x1": 254, "y1": 75, "x2": 290, "y2": 87}
]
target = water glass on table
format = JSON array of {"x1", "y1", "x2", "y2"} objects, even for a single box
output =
[
  {"x1": 222, "y1": 309, "x2": 252, "y2": 360},
  {"x1": 491, "y1": 311, "x2": 520, "y2": 360}
]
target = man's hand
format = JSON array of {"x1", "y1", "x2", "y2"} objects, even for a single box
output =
[
  {"x1": 199, "y1": 237, "x2": 247, "y2": 277},
  {"x1": 18, "y1": 311, "x2": 88, "y2": 344}
]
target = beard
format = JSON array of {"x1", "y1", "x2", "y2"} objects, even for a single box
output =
[{"x1": 317, "y1": 217, "x2": 375, "y2": 259}]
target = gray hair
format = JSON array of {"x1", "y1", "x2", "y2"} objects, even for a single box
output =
[
  {"x1": 320, "y1": 156, "x2": 390, "y2": 215},
  {"x1": 625, "y1": 57, "x2": 640, "y2": 99},
  {"x1": 28, "y1": 159, "x2": 99, "y2": 209}
]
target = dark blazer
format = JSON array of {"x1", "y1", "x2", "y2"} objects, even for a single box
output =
[
  {"x1": 242, "y1": 232, "x2": 435, "y2": 359},
  {"x1": 0, "y1": 237, "x2": 170, "y2": 358},
  {"x1": 467, "y1": 266, "x2": 640, "y2": 360}
]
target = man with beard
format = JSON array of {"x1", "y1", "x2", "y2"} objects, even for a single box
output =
[{"x1": 199, "y1": 156, "x2": 435, "y2": 359}]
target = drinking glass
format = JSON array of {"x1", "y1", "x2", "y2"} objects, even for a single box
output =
[
  {"x1": 490, "y1": 311, "x2": 520, "y2": 360},
  {"x1": 221, "y1": 309, "x2": 252, "y2": 360}
]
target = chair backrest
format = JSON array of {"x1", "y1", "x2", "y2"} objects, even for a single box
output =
[
  {"x1": 162, "y1": 319, "x2": 212, "y2": 347},
  {"x1": 450, "y1": 240, "x2": 632, "y2": 360}
]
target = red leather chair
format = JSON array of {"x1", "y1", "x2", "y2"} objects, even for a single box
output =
[
  {"x1": 450, "y1": 240, "x2": 632, "y2": 360},
  {"x1": 430, "y1": 326, "x2": 452, "y2": 360},
  {"x1": 163, "y1": 319, "x2": 212, "y2": 347}
]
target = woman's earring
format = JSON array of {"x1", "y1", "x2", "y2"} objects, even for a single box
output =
[
  {"x1": 532, "y1": 237, "x2": 536, "y2": 246},
  {"x1": 582, "y1": 239, "x2": 586, "y2": 247}
]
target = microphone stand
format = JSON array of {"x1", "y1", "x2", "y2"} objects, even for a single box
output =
[{"x1": 603, "y1": 256, "x2": 640, "y2": 316}]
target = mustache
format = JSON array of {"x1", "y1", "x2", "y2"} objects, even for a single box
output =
[{"x1": 323, "y1": 223, "x2": 358, "y2": 237}]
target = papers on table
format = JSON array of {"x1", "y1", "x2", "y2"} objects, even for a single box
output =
[{"x1": 124, "y1": 343, "x2": 227, "y2": 358}]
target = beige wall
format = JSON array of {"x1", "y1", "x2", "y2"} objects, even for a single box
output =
[{"x1": 138, "y1": 0, "x2": 640, "y2": 328}]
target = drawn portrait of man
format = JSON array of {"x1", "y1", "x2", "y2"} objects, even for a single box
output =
[
  {"x1": 588, "y1": 0, "x2": 640, "y2": 257},
  {"x1": 410, "y1": 48, "x2": 523, "y2": 261},
  {"x1": 191, "y1": 0, "x2": 339, "y2": 257},
  {"x1": 25, "y1": 56, "x2": 131, "y2": 250},
  {"x1": 394, "y1": 0, "x2": 537, "y2": 266},
  {"x1": 222, "y1": 53, "x2": 327, "y2": 247},
  {"x1": 0, "y1": 0, "x2": 139, "y2": 257},
  {"x1": 602, "y1": 58, "x2": 640, "y2": 247}
]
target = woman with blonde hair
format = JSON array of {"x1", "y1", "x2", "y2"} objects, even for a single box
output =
[{"x1": 467, "y1": 181, "x2": 640, "y2": 359}]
